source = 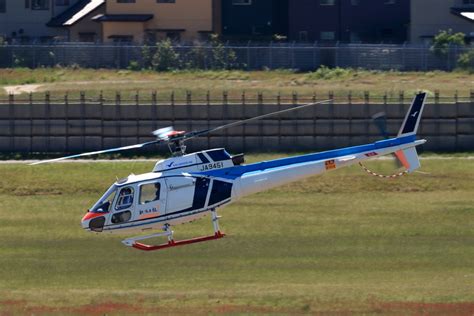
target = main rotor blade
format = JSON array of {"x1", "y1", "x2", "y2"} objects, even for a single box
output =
[
  {"x1": 29, "y1": 140, "x2": 161, "y2": 165},
  {"x1": 183, "y1": 99, "x2": 332, "y2": 141}
]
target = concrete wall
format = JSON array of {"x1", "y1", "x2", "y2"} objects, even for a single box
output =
[
  {"x1": 0, "y1": 102, "x2": 473, "y2": 154},
  {"x1": 411, "y1": 0, "x2": 474, "y2": 44}
]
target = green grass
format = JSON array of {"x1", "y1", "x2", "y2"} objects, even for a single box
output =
[
  {"x1": 0, "y1": 155, "x2": 473, "y2": 314},
  {"x1": 0, "y1": 68, "x2": 472, "y2": 102}
]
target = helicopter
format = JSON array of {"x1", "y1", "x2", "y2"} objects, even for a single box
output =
[{"x1": 32, "y1": 93, "x2": 427, "y2": 251}]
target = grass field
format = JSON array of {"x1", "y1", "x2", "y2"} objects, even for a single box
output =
[
  {"x1": 0, "y1": 155, "x2": 473, "y2": 315},
  {"x1": 1, "y1": 68, "x2": 472, "y2": 101}
]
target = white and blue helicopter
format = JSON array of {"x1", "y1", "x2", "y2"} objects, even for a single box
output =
[{"x1": 33, "y1": 93, "x2": 427, "y2": 251}]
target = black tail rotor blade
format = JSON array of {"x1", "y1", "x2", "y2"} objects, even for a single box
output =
[{"x1": 372, "y1": 112, "x2": 389, "y2": 139}]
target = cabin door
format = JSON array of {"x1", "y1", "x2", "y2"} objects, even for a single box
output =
[
  {"x1": 165, "y1": 177, "x2": 196, "y2": 214},
  {"x1": 135, "y1": 180, "x2": 167, "y2": 220}
]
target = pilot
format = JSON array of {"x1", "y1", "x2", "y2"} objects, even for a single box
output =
[{"x1": 119, "y1": 188, "x2": 133, "y2": 208}]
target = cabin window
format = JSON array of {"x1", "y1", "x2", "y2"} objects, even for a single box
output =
[
  {"x1": 92, "y1": 190, "x2": 116, "y2": 213},
  {"x1": 0, "y1": 0, "x2": 5, "y2": 13},
  {"x1": 139, "y1": 183, "x2": 161, "y2": 205},
  {"x1": 157, "y1": 0, "x2": 175, "y2": 3},
  {"x1": 116, "y1": 187, "x2": 134, "y2": 210},
  {"x1": 112, "y1": 211, "x2": 132, "y2": 224}
]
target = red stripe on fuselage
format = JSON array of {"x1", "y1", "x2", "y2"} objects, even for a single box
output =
[{"x1": 82, "y1": 212, "x2": 106, "y2": 221}]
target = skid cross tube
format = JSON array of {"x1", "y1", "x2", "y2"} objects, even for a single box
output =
[{"x1": 125, "y1": 209, "x2": 225, "y2": 251}]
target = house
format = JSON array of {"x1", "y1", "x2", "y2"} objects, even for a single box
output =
[
  {"x1": 221, "y1": 0, "x2": 288, "y2": 40},
  {"x1": 289, "y1": 0, "x2": 410, "y2": 43},
  {"x1": 47, "y1": 0, "x2": 105, "y2": 42},
  {"x1": 0, "y1": 0, "x2": 104, "y2": 42},
  {"x1": 93, "y1": 0, "x2": 219, "y2": 43},
  {"x1": 410, "y1": 0, "x2": 474, "y2": 44}
]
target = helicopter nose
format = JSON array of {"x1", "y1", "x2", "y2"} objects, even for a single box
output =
[{"x1": 82, "y1": 212, "x2": 106, "y2": 232}]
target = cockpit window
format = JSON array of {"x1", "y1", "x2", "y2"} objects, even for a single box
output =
[
  {"x1": 139, "y1": 182, "x2": 161, "y2": 205},
  {"x1": 115, "y1": 187, "x2": 134, "y2": 210},
  {"x1": 91, "y1": 189, "x2": 116, "y2": 213}
]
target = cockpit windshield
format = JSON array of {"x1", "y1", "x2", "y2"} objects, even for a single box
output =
[{"x1": 90, "y1": 185, "x2": 117, "y2": 213}]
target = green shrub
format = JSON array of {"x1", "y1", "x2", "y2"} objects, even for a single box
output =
[
  {"x1": 151, "y1": 39, "x2": 180, "y2": 71},
  {"x1": 457, "y1": 49, "x2": 474, "y2": 72},
  {"x1": 431, "y1": 29, "x2": 465, "y2": 57},
  {"x1": 127, "y1": 60, "x2": 141, "y2": 71},
  {"x1": 186, "y1": 44, "x2": 209, "y2": 69},
  {"x1": 306, "y1": 66, "x2": 354, "y2": 80},
  {"x1": 209, "y1": 34, "x2": 237, "y2": 70},
  {"x1": 141, "y1": 44, "x2": 155, "y2": 69}
]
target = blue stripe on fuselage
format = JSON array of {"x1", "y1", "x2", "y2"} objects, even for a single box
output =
[{"x1": 196, "y1": 135, "x2": 417, "y2": 180}]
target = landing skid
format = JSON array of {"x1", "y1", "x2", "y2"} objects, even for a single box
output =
[{"x1": 122, "y1": 209, "x2": 225, "y2": 251}]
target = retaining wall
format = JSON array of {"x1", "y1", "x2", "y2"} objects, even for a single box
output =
[{"x1": 1, "y1": 102, "x2": 473, "y2": 153}]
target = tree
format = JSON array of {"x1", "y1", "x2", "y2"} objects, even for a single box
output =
[
  {"x1": 457, "y1": 49, "x2": 474, "y2": 72},
  {"x1": 431, "y1": 29, "x2": 465, "y2": 57},
  {"x1": 209, "y1": 34, "x2": 237, "y2": 70},
  {"x1": 151, "y1": 39, "x2": 180, "y2": 71}
]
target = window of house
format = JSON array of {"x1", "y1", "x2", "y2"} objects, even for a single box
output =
[
  {"x1": 25, "y1": 0, "x2": 29, "y2": 9},
  {"x1": 55, "y1": 0, "x2": 70, "y2": 5},
  {"x1": 321, "y1": 31, "x2": 335, "y2": 40},
  {"x1": 384, "y1": 0, "x2": 396, "y2": 4},
  {"x1": 117, "y1": 0, "x2": 136, "y2": 3},
  {"x1": 350, "y1": 31, "x2": 360, "y2": 43},
  {"x1": 139, "y1": 183, "x2": 161, "y2": 205},
  {"x1": 110, "y1": 35, "x2": 134, "y2": 43},
  {"x1": 166, "y1": 31, "x2": 181, "y2": 42},
  {"x1": 233, "y1": 0, "x2": 251, "y2": 5},
  {"x1": 320, "y1": 0, "x2": 335, "y2": 5},
  {"x1": 299, "y1": 31, "x2": 308, "y2": 42},
  {"x1": 157, "y1": 0, "x2": 176, "y2": 3},
  {"x1": 31, "y1": 0, "x2": 49, "y2": 10},
  {"x1": 79, "y1": 32, "x2": 96, "y2": 42},
  {"x1": 351, "y1": 0, "x2": 360, "y2": 5},
  {"x1": 0, "y1": 0, "x2": 6, "y2": 13}
]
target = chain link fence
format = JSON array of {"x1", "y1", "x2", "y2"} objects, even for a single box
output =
[{"x1": 0, "y1": 43, "x2": 472, "y2": 71}]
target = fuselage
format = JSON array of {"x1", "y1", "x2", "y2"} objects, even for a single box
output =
[{"x1": 81, "y1": 135, "x2": 425, "y2": 235}]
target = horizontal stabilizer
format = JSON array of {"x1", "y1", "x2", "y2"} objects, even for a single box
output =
[{"x1": 394, "y1": 147, "x2": 421, "y2": 173}]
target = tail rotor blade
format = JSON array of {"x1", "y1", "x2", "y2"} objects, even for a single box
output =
[{"x1": 372, "y1": 111, "x2": 389, "y2": 139}]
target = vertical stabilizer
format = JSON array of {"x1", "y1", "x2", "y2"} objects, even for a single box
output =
[{"x1": 398, "y1": 92, "x2": 427, "y2": 137}]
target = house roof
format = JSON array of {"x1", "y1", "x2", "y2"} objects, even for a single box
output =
[
  {"x1": 48, "y1": 0, "x2": 105, "y2": 27},
  {"x1": 92, "y1": 14, "x2": 154, "y2": 22},
  {"x1": 451, "y1": 7, "x2": 474, "y2": 23}
]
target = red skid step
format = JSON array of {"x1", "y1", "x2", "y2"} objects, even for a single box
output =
[{"x1": 132, "y1": 232, "x2": 226, "y2": 251}]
